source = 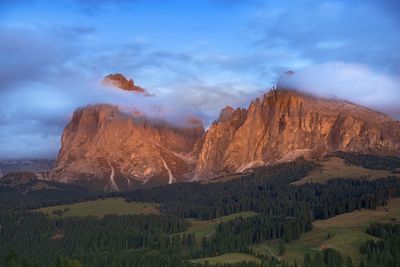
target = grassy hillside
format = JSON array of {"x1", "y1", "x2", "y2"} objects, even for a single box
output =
[
  {"x1": 190, "y1": 253, "x2": 261, "y2": 265},
  {"x1": 36, "y1": 198, "x2": 160, "y2": 218},
  {"x1": 251, "y1": 198, "x2": 400, "y2": 265},
  {"x1": 293, "y1": 157, "x2": 400, "y2": 185},
  {"x1": 184, "y1": 212, "x2": 259, "y2": 265},
  {"x1": 207, "y1": 154, "x2": 400, "y2": 186},
  {"x1": 181, "y1": 211, "x2": 258, "y2": 243}
]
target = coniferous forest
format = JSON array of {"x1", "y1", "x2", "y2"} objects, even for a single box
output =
[{"x1": 1, "y1": 155, "x2": 400, "y2": 267}]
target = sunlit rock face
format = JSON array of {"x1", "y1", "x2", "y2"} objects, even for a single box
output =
[
  {"x1": 195, "y1": 89, "x2": 400, "y2": 179},
  {"x1": 195, "y1": 107, "x2": 248, "y2": 179},
  {"x1": 53, "y1": 89, "x2": 400, "y2": 190},
  {"x1": 52, "y1": 104, "x2": 205, "y2": 191}
]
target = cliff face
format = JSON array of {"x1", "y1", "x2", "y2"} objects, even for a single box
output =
[
  {"x1": 195, "y1": 107, "x2": 248, "y2": 178},
  {"x1": 52, "y1": 104, "x2": 204, "y2": 191},
  {"x1": 53, "y1": 89, "x2": 400, "y2": 189},
  {"x1": 195, "y1": 89, "x2": 400, "y2": 179}
]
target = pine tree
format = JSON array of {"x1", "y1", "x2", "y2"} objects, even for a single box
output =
[
  {"x1": 345, "y1": 256, "x2": 353, "y2": 267},
  {"x1": 279, "y1": 241, "x2": 286, "y2": 256}
]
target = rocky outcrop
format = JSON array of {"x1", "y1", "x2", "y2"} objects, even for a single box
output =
[
  {"x1": 102, "y1": 73, "x2": 150, "y2": 96},
  {"x1": 52, "y1": 104, "x2": 204, "y2": 191},
  {"x1": 195, "y1": 89, "x2": 400, "y2": 179}
]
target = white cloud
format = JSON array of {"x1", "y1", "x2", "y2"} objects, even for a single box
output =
[{"x1": 279, "y1": 62, "x2": 400, "y2": 119}]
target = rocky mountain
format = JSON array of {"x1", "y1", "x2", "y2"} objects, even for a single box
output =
[
  {"x1": 52, "y1": 89, "x2": 400, "y2": 190},
  {"x1": 52, "y1": 104, "x2": 205, "y2": 191},
  {"x1": 195, "y1": 89, "x2": 400, "y2": 179}
]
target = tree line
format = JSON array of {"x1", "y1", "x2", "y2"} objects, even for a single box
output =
[
  {"x1": 336, "y1": 152, "x2": 400, "y2": 171},
  {"x1": 359, "y1": 222, "x2": 400, "y2": 267},
  {"x1": 126, "y1": 159, "x2": 400, "y2": 221}
]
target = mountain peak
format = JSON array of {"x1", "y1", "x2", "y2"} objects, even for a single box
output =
[
  {"x1": 218, "y1": 106, "x2": 235, "y2": 122},
  {"x1": 102, "y1": 73, "x2": 151, "y2": 96},
  {"x1": 265, "y1": 88, "x2": 392, "y2": 123}
]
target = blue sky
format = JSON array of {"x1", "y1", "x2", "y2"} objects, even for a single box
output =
[{"x1": 0, "y1": 0, "x2": 399, "y2": 158}]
